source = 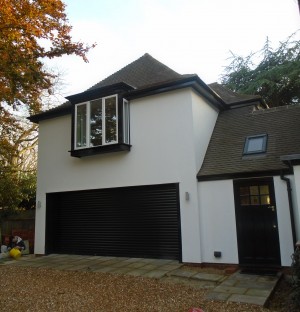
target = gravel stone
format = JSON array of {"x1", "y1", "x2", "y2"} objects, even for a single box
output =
[{"x1": 0, "y1": 266, "x2": 285, "y2": 311}]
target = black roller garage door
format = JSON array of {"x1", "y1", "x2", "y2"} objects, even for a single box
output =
[{"x1": 46, "y1": 183, "x2": 181, "y2": 260}]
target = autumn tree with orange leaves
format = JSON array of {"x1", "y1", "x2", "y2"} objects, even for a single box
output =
[
  {"x1": 0, "y1": 0, "x2": 95, "y2": 112},
  {"x1": 0, "y1": 0, "x2": 95, "y2": 216}
]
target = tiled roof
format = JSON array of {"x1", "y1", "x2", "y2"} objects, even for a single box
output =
[
  {"x1": 88, "y1": 53, "x2": 191, "y2": 90},
  {"x1": 29, "y1": 54, "x2": 260, "y2": 123},
  {"x1": 88, "y1": 53, "x2": 259, "y2": 105},
  {"x1": 197, "y1": 104, "x2": 300, "y2": 180},
  {"x1": 208, "y1": 83, "x2": 262, "y2": 106}
]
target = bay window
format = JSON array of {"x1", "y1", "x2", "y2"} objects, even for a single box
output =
[
  {"x1": 71, "y1": 94, "x2": 130, "y2": 157},
  {"x1": 75, "y1": 95, "x2": 118, "y2": 149}
]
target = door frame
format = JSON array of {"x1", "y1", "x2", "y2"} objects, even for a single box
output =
[{"x1": 233, "y1": 177, "x2": 281, "y2": 267}]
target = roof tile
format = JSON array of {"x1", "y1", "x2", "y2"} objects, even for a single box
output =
[{"x1": 198, "y1": 104, "x2": 300, "y2": 179}]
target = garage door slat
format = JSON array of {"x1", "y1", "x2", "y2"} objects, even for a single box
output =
[{"x1": 46, "y1": 183, "x2": 181, "y2": 260}]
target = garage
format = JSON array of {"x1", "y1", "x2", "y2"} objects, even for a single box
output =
[{"x1": 45, "y1": 183, "x2": 181, "y2": 260}]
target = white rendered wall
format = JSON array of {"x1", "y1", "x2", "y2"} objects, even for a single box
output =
[
  {"x1": 273, "y1": 176, "x2": 295, "y2": 266},
  {"x1": 198, "y1": 180, "x2": 239, "y2": 264},
  {"x1": 198, "y1": 177, "x2": 295, "y2": 266},
  {"x1": 292, "y1": 165, "x2": 300, "y2": 241},
  {"x1": 191, "y1": 92, "x2": 219, "y2": 172},
  {"x1": 35, "y1": 88, "x2": 218, "y2": 262}
]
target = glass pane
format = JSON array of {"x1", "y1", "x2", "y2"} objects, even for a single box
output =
[
  {"x1": 250, "y1": 186, "x2": 259, "y2": 195},
  {"x1": 240, "y1": 196, "x2": 250, "y2": 206},
  {"x1": 123, "y1": 100, "x2": 130, "y2": 144},
  {"x1": 247, "y1": 137, "x2": 264, "y2": 152},
  {"x1": 76, "y1": 104, "x2": 87, "y2": 148},
  {"x1": 105, "y1": 96, "x2": 117, "y2": 143},
  {"x1": 250, "y1": 196, "x2": 260, "y2": 205},
  {"x1": 239, "y1": 187, "x2": 249, "y2": 196},
  {"x1": 260, "y1": 185, "x2": 269, "y2": 195},
  {"x1": 261, "y1": 195, "x2": 270, "y2": 205},
  {"x1": 90, "y1": 99, "x2": 103, "y2": 146}
]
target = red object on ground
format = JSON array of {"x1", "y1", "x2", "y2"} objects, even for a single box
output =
[{"x1": 188, "y1": 308, "x2": 204, "y2": 312}]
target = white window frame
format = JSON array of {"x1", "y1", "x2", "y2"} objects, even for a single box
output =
[{"x1": 74, "y1": 95, "x2": 118, "y2": 149}]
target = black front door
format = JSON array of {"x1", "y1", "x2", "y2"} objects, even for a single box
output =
[{"x1": 234, "y1": 178, "x2": 281, "y2": 267}]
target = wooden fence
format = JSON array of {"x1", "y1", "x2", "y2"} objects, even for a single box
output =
[{"x1": 1, "y1": 210, "x2": 35, "y2": 253}]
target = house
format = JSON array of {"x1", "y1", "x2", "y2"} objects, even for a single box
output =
[{"x1": 29, "y1": 53, "x2": 300, "y2": 268}]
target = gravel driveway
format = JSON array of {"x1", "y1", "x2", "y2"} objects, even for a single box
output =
[{"x1": 0, "y1": 266, "x2": 280, "y2": 312}]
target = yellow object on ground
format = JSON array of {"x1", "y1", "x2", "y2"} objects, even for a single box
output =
[{"x1": 9, "y1": 248, "x2": 21, "y2": 259}]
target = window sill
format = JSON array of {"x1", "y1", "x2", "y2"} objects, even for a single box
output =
[{"x1": 70, "y1": 143, "x2": 131, "y2": 158}]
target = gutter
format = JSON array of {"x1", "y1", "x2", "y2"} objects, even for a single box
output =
[{"x1": 125, "y1": 75, "x2": 227, "y2": 111}]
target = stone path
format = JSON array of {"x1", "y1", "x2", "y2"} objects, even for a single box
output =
[
  {"x1": 1, "y1": 254, "x2": 280, "y2": 307},
  {"x1": 205, "y1": 270, "x2": 281, "y2": 306}
]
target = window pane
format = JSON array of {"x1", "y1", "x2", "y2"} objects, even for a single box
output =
[
  {"x1": 261, "y1": 195, "x2": 270, "y2": 205},
  {"x1": 76, "y1": 104, "x2": 87, "y2": 148},
  {"x1": 123, "y1": 99, "x2": 130, "y2": 144},
  {"x1": 105, "y1": 96, "x2": 117, "y2": 143},
  {"x1": 239, "y1": 187, "x2": 249, "y2": 196},
  {"x1": 260, "y1": 185, "x2": 269, "y2": 195},
  {"x1": 240, "y1": 196, "x2": 250, "y2": 206},
  {"x1": 250, "y1": 196, "x2": 260, "y2": 205},
  {"x1": 250, "y1": 186, "x2": 259, "y2": 195},
  {"x1": 247, "y1": 137, "x2": 264, "y2": 152},
  {"x1": 90, "y1": 99, "x2": 103, "y2": 147}
]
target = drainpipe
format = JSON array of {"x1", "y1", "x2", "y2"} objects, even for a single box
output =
[{"x1": 280, "y1": 171, "x2": 297, "y2": 248}]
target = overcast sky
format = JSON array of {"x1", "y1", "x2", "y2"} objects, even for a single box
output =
[{"x1": 46, "y1": 0, "x2": 300, "y2": 102}]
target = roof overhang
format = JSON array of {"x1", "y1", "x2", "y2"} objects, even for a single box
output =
[
  {"x1": 66, "y1": 82, "x2": 135, "y2": 104},
  {"x1": 124, "y1": 75, "x2": 227, "y2": 110},
  {"x1": 28, "y1": 82, "x2": 135, "y2": 123},
  {"x1": 280, "y1": 154, "x2": 300, "y2": 166},
  {"x1": 28, "y1": 76, "x2": 227, "y2": 123},
  {"x1": 197, "y1": 168, "x2": 292, "y2": 181},
  {"x1": 28, "y1": 102, "x2": 71, "y2": 124}
]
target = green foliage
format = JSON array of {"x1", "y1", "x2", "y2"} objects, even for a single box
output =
[
  {"x1": 0, "y1": 168, "x2": 36, "y2": 220},
  {"x1": 0, "y1": 106, "x2": 37, "y2": 220},
  {"x1": 221, "y1": 32, "x2": 300, "y2": 107}
]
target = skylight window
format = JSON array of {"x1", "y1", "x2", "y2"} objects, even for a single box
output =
[{"x1": 243, "y1": 134, "x2": 267, "y2": 155}]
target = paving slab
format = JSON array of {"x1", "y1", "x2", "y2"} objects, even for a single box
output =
[
  {"x1": 213, "y1": 285, "x2": 247, "y2": 295},
  {"x1": 143, "y1": 269, "x2": 170, "y2": 279},
  {"x1": 205, "y1": 270, "x2": 281, "y2": 307},
  {"x1": 192, "y1": 272, "x2": 224, "y2": 282},
  {"x1": 92, "y1": 266, "x2": 117, "y2": 273},
  {"x1": 168, "y1": 269, "x2": 195, "y2": 278},
  {"x1": 126, "y1": 268, "x2": 149, "y2": 277},
  {"x1": 228, "y1": 294, "x2": 266, "y2": 306},
  {"x1": 159, "y1": 263, "x2": 182, "y2": 271},
  {"x1": 139, "y1": 263, "x2": 160, "y2": 271},
  {"x1": 245, "y1": 288, "x2": 271, "y2": 297},
  {"x1": 3, "y1": 254, "x2": 281, "y2": 307},
  {"x1": 126, "y1": 261, "x2": 148, "y2": 269},
  {"x1": 205, "y1": 291, "x2": 231, "y2": 301},
  {"x1": 108, "y1": 267, "x2": 133, "y2": 275}
]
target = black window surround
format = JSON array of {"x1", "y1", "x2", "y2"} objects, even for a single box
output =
[
  {"x1": 243, "y1": 134, "x2": 268, "y2": 155},
  {"x1": 68, "y1": 83, "x2": 132, "y2": 158}
]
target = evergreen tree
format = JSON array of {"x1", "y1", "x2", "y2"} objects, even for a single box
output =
[{"x1": 221, "y1": 32, "x2": 300, "y2": 107}]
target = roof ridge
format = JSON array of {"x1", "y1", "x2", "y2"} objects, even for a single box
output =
[
  {"x1": 252, "y1": 103, "x2": 300, "y2": 114},
  {"x1": 87, "y1": 53, "x2": 149, "y2": 90},
  {"x1": 87, "y1": 53, "x2": 183, "y2": 90}
]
